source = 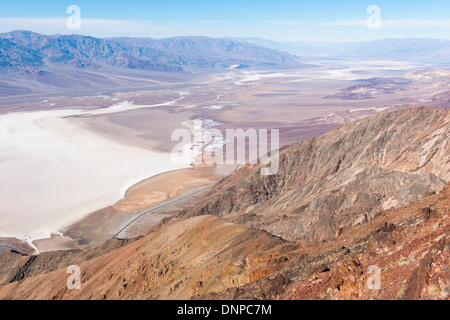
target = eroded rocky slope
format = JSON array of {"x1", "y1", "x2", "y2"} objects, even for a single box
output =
[
  {"x1": 0, "y1": 216, "x2": 295, "y2": 299},
  {"x1": 0, "y1": 107, "x2": 448, "y2": 300},
  {"x1": 176, "y1": 107, "x2": 449, "y2": 243}
]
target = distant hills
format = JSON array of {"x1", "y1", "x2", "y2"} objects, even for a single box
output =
[
  {"x1": 0, "y1": 30, "x2": 301, "y2": 75},
  {"x1": 178, "y1": 107, "x2": 449, "y2": 243},
  {"x1": 228, "y1": 36, "x2": 450, "y2": 64},
  {"x1": 0, "y1": 31, "x2": 307, "y2": 98},
  {"x1": 3, "y1": 31, "x2": 450, "y2": 76}
]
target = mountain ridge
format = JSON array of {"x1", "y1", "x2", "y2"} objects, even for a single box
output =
[
  {"x1": 0, "y1": 168, "x2": 447, "y2": 300},
  {"x1": 228, "y1": 36, "x2": 450, "y2": 64}
]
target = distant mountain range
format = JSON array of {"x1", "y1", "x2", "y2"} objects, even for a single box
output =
[
  {"x1": 228, "y1": 37, "x2": 450, "y2": 64},
  {"x1": 178, "y1": 107, "x2": 449, "y2": 243},
  {"x1": 0, "y1": 30, "x2": 301, "y2": 75}
]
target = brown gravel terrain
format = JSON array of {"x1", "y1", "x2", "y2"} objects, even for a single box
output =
[{"x1": 0, "y1": 183, "x2": 447, "y2": 300}]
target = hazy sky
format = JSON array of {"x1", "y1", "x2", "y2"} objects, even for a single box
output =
[{"x1": 1, "y1": 0, "x2": 450, "y2": 42}]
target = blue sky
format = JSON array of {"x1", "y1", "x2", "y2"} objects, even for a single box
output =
[{"x1": 1, "y1": 0, "x2": 450, "y2": 42}]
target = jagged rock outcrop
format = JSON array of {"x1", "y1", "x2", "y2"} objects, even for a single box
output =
[{"x1": 176, "y1": 107, "x2": 449, "y2": 243}]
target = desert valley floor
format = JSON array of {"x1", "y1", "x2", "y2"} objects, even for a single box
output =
[{"x1": 0, "y1": 60, "x2": 448, "y2": 255}]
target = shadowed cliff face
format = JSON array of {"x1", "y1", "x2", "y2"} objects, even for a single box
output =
[{"x1": 176, "y1": 107, "x2": 449, "y2": 243}]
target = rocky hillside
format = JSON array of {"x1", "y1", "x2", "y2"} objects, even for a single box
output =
[
  {"x1": 0, "y1": 238, "x2": 135, "y2": 286},
  {"x1": 201, "y1": 183, "x2": 450, "y2": 300},
  {"x1": 0, "y1": 180, "x2": 447, "y2": 300},
  {"x1": 0, "y1": 37, "x2": 45, "y2": 73},
  {"x1": 0, "y1": 216, "x2": 295, "y2": 299},
  {"x1": 0, "y1": 107, "x2": 447, "y2": 300},
  {"x1": 176, "y1": 107, "x2": 449, "y2": 243},
  {"x1": 0, "y1": 30, "x2": 300, "y2": 74},
  {"x1": 233, "y1": 37, "x2": 450, "y2": 65}
]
